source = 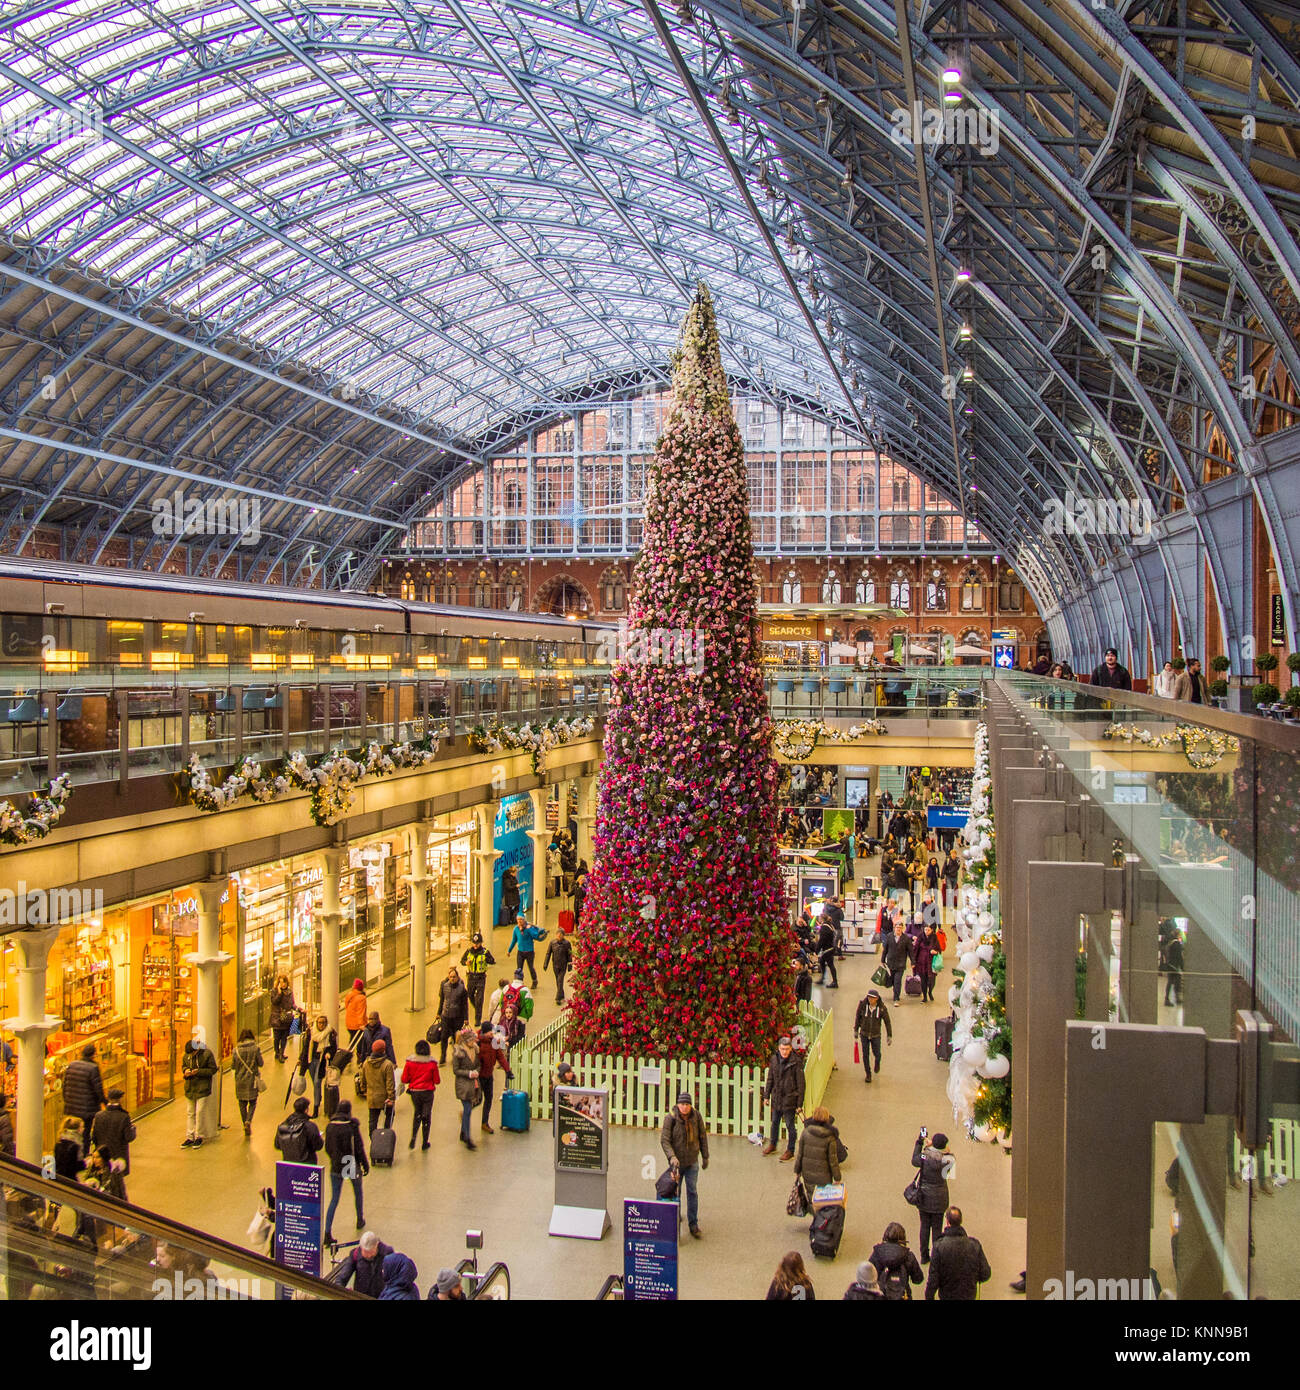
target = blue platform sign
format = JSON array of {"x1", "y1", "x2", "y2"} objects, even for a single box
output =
[
  {"x1": 274, "y1": 1161, "x2": 322, "y2": 1298},
  {"x1": 927, "y1": 804, "x2": 971, "y2": 831},
  {"x1": 494, "y1": 793, "x2": 535, "y2": 924},
  {"x1": 624, "y1": 1198, "x2": 679, "y2": 1301}
]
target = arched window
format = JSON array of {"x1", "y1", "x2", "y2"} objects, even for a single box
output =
[
  {"x1": 889, "y1": 572, "x2": 911, "y2": 610},
  {"x1": 821, "y1": 570, "x2": 842, "y2": 604},
  {"x1": 473, "y1": 569, "x2": 492, "y2": 607},
  {"x1": 435, "y1": 566, "x2": 457, "y2": 605},
  {"x1": 503, "y1": 569, "x2": 525, "y2": 611},
  {"x1": 998, "y1": 575, "x2": 1024, "y2": 611},
  {"x1": 780, "y1": 568, "x2": 802, "y2": 604},
  {"x1": 925, "y1": 578, "x2": 948, "y2": 611},
  {"x1": 855, "y1": 573, "x2": 876, "y2": 604},
  {"x1": 599, "y1": 567, "x2": 626, "y2": 612},
  {"x1": 960, "y1": 568, "x2": 983, "y2": 612}
]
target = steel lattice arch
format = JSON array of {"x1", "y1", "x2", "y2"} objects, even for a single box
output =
[{"x1": 0, "y1": 0, "x2": 1296, "y2": 670}]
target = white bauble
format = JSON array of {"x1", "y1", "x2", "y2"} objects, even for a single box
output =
[
  {"x1": 977, "y1": 910, "x2": 994, "y2": 931},
  {"x1": 947, "y1": 985, "x2": 961, "y2": 1007},
  {"x1": 962, "y1": 1038, "x2": 989, "y2": 1068},
  {"x1": 976, "y1": 943, "x2": 996, "y2": 963},
  {"x1": 980, "y1": 1052, "x2": 1010, "y2": 1079},
  {"x1": 959, "y1": 951, "x2": 980, "y2": 974},
  {"x1": 971, "y1": 1123, "x2": 993, "y2": 1143}
]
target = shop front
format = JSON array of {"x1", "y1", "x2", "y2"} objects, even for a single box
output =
[{"x1": 0, "y1": 884, "x2": 238, "y2": 1150}]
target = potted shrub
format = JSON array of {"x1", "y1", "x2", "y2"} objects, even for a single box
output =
[
  {"x1": 1288, "y1": 652, "x2": 1300, "y2": 678},
  {"x1": 1252, "y1": 680, "x2": 1280, "y2": 708},
  {"x1": 1210, "y1": 655, "x2": 1231, "y2": 676},
  {"x1": 1284, "y1": 687, "x2": 1300, "y2": 719},
  {"x1": 1208, "y1": 678, "x2": 1229, "y2": 705},
  {"x1": 1170, "y1": 657, "x2": 1186, "y2": 672},
  {"x1": 1256, "y1": 652, "x2": 1279, "y2": 675}
]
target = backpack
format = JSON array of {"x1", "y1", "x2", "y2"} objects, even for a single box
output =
[
  {"x1": 518, "y1": 992, "x2": 535, "y2": 1021},
  {"x1": 276, "y1": 1117, "x2": 310, "y2": 1163},
  {"x1": 879, "y1": 1260, "x2": 910, "y2": 1300},
  {"x1": 502, "y1": 983, "x2": 522, "y2": 1016}
]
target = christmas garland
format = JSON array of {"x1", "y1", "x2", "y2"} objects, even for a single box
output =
[
  {"x1": 0, "y1": 773, "x2": 73, "y2": 847},
  {"x1": 467, "y1": 715, "x2": 596, "y2": 775},
  {"x1": 945, "y1": 722, "x2": 1012, "y2": 1144},
  {"x1": 1100, "y1": 722, "x2": 1240, "y2": 770},
  {"x1": 771, "y1": 718, "x2": 887, "y2": 760},
  {"x1": 185, "y1": 735, "x2": 442, "y2": 827}
]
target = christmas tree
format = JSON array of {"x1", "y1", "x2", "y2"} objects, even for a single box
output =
[{"x1": 566, "y1": 285, "x2": 795, "y2": 1063}]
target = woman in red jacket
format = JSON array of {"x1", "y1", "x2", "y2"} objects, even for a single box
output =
[
  {"x1": 476, "y1": 1023, "x2": 513, "y2": 1136},
  {"x1": 399, "y1": 1039, "x2": 440, "y2": 1152}
]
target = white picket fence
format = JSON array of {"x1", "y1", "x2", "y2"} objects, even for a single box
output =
[
  {"x1": 512, "y1": 1002, "x2": 833, "y2": 1135},
  {"x1": 1233, "y1": 1118, "x2": 1300, "y2": 1182}
]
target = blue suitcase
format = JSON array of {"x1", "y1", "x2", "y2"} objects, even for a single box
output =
[{"x1": 501, "y1": 1090, "x2": 530, "y2": 1132}]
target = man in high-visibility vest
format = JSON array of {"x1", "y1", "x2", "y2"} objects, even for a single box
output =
[{"x1": 460, "y1": 934, "x2": 496, "y2": 1026}]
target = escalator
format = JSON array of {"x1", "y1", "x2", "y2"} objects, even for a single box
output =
[
  {"x1": 455, "y1": 1255, "x2": 511, "y2": 1299},
  {"x1": 0, "y1": 1152, "x2": 364, "y2": 1301}
]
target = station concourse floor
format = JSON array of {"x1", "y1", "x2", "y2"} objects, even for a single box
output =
[{"x1": 127, "y1": 883, "x2": 1025, "y2": 1300}]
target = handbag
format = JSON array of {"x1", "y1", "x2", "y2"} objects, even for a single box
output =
[
  {"x1": 426, "y1": 1018, "x2": 444, "y2": 1046},
  {"x1": 256, "y1": 1074, "x2": 268, "y2": 1094},
  {"x1": 288, "y1": 1012, "x2": 303, "y2": 1037},
  {"x1": 852, "y1": 1038, "x2": 860, "y2": 1064},
  {"x1": 871, "y1": 964, "x2": 891, "y2": 988},
  {"x1": 903, "y1": 1176, "x2": 921, "y2": 1206},
  {"x1": 290, "y1": 1072, "x2": 306, "y2": 1097},
  {"x1": 786, "y1": 1178, "x2": 810, "y2": 1218},
  {"x1": 471, "y1": 1082, "x2": 483, "y2": 1109},
  {"x1": 931, "y1": 951, "x2": 944, "y2": 972}
]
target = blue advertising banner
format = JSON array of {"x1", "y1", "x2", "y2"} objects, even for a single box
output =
[
  {"x1": 494, "y1": 793, "x2": 535, "y2": 925},
  {"x1": 927, "y1": 805, "x2": 971, "y2": 831},
  {"x1": 274, "y1": 1161, "x2": 322, "y2": 1298},
  {"x1": 993, "y1": 642, "x2": 1015, "y2": 669},
  {"x1": 623, "y1": 1198, "x2": 679, "y2": 1301}
]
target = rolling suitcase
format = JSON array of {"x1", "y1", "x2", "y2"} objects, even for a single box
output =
[
  {"x1": 935, "y1": 1014, "x2": 954, "y2": 1062},
  {"x1": 904, "y1": 973, "x2": 924, "y2": 997},
  {"x1": 558, "y1": 909, "x2": 575, "y2": 934},
  {"x1": 808, "y1": 1204, "x2": 844, "y2": 1259},
  {"x1": 370, "y1": 1126, "x2": 397, "y2": 1167},
  {"x1": 501, "y1": 1089, "x2": 530, "y2": 1132}
]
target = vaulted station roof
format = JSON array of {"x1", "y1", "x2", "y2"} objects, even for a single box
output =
[{"x1": 0, "y1": 0, "x2": 1297, "y2": 663}]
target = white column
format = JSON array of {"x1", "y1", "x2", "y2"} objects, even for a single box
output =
[
  {"x1": 528, "y1": 785, "x2": 550, "y2": 918},
  {"x1": 575, "y1": 774, "x2": 598, "y2": 864},
  {"x1": 184, "y1": 878, "x2": 232, "y2": 1140},
  {"x1": 473, "y1": 801, "x2": 501, "y2": 937},
  {"x1": 316, "y1": 847, "x2": 347, "y2": 1033},
  {"x1": 0, "y1": 926, "x2": 62, "y2": 1162},
  {"x1": 405, "y1": 822, "x2": 432, "y2": 1012}
]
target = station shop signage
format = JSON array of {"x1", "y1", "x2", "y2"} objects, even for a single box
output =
[
  {"x1": 1272, "y1": 593, "x2": 1285, "y2": 647},
  {"x1": 623, "y1": 1199, "x2": 678, "y2": 1301},
  {"x1": 763, "y1": 619, "x2": 819, "y2": 642}
]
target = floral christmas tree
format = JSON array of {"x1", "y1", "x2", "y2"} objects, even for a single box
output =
[{"x1": 566, "y1": 285, "x2": 795, "y2": 1063}]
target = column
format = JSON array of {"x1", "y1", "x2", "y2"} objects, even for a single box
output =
[
  {"x1": 405, "y1": 822, "x2": 432, "y2": 1013},
  {"x1": 473, "y1": 801, "x2": 501, "y2": 939},
  {"x1": 316, "y1": 847, "x2": 347, "y2": 1033},
  {"x1": 575, "y1": 774, "x2": 597, "y2": 865},
  {"x1": 0, "y1": 926, "x2": 62, "y2": 1162},
  {"x1": 528, "y1": 785, "x2": 550, "y2": 920},
  {"x1": 184, "y1": 879, "x2": 233, "y2": 1141}
]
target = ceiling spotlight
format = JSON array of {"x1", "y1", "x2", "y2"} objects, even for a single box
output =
[
  {"x1": 943, "y1": 88, "x2": 963, "y2": 105},
  {"x1": 941, "y1": 61, "x2": 962, "y2": 85},
  {"x1": 957, "y1": 322, "x2": 971, "y2": 341},
  {"x1": 815, "y1": 94, "x2": 831, "y2": 119},
  {"x1": 962, "y1": 365, "x2": 974, "y2": 381},
  {"x1": 955, "y1": 266, "x2": 971, "y2": 283}
]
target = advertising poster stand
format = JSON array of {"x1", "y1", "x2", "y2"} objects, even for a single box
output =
[{"x1": 549, "y1": 1085, "x2": 611, "y2": 1239}]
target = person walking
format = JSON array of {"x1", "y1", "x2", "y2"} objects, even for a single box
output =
[
  {"x1": 853, "y1": 989, "x2": 893, "y2": 1082},
  {"x1": 546, "y1": 841, "x2": 562, "y2": 900},
  {"x1": 508, "y1": 915, "x2": 541, "y2": 988},
  {"x1": 870, "y1": 1221, "x2": 924, "y2": 1300},
  {"x1": 1090, "y1": 646, "x2": 1132, "y2": 691},
  {"x1": 61, "y1": 1042, "x2": 107, "y2": 1141},
  {"x1": 1154, "y1": 660, "x2": 1177, "y2": 699},
  {"x1": 231, "y1": 1028, "x2": 264, "y2": 1138},
  {"x1": 764, "y1": 1251, "x2": 816, "y2": 1300},
  {"x1": 429, "y1": 1268, "x2": 468, "y2": 1301},
  {"x1": 1164, "y1": 929, "x2": 1185, "y2": 1006},
  {"x1": 359, "y1": 1010, "x2": 394, "y2": 1063},
  {"x1": 451, "y1": 1026, "x2": 481, "y2": 1151},
  {"x1": 400, "y1": 1039, "x2": 439, "y2": 1151},
  {"x1": 274, "y1": 1095, "x2": 324, "y2": 1164},
  {"x1": 297, "y1": 1014, "x2": 337, "y2": 1119},
  {"x1": 342, "y1": 978, "x2": 368, "y2": 1051},
  {"x1": 761, "y1": 1033, "x2": 806, "y2": 1159},
  {"x1": 323, "y1": 1100, "x2": 368, "y2": 1243},
  {"x1": 435, "y1": 967, "x2": 470, "y2": 1065},
  {"x1": 268, "y1": 973, "x2": 296, "y2": 1063},
  {"x1": 88, "y1": 1087, "x2": 134, "y2": 1192},
  {"x1": 0, "y1": 1093, "x2": 13, "y2": 1157},
  {"x1": 660, "y1": 1092, "x2": 708, "y2": 1240},
  {"x1": 53, "y1": 1115, "x2": 86, "y2": 1179},
  {"x1": 915, "y1": 924, "x2": 940, "y2": 1003},
  {"x1": 925, "y1": 856, "x2": 940, "y2": 897},
  {"x1": 843, "y1": 1261, "x2": 885, "y2": 1300},
  {"x1": 477, "y1": 1022, "x2": 512, "y2": 1135},
  {"x1": 911, "y1": 1130, "x2": 952, "y2": 1262},
  {"x1": 1173, "y1": 657, "x2": 1209, "y2": 704},
  {"x1": 573, "y1": 860, "x2": 589, "y2": 925},
  {"x1": 360, "y1": 1040, "x2": 396, "y2": 1136},
  {"x1": 460, "y1": 934, "x2": 496, "y2": 1026},
  {"x1": 883, "y1": 925, "x2": 912, "y2": 1005},
  {"x1": 498, "y1": 864, "x2": 520, "y2": 927},
  {"x1": 792, "y1": 1105, "x2": 842, "y2": 1205},
  {"x1": 943, "y1": 849, "x2": 960, "y2": 909},
  {"x1": 180, "y1": 1026, "x2": 218, "y2": 1148},
  {"x1": 543, "y1": 930, "x2": 573, "y2": 1005},
  {"x1": 924, "y1": 1206, "x2": 991, "y2": 1300},
  {"x1": 815, "y1": 911, "x2": 839, "y2": 989}
]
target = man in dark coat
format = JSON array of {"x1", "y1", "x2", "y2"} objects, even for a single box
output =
[
  {"x1": 331, "y1": 1229, "x2": 393, "y2": 1296},
  {"x1": 543, "y1": 931, "x2": 573, "y2": 1005},
  {"x1": 1090, "y1": 647, "x2": 1132, "y2": 690},
  {"x1": 816, "y1": 912, "x2": 838, "y2": 988},
  {"x1": 761, "y1": 1035, "x2": 806, "y2": 1159},
  {"x1": 435, "y1": 970, "x2": 469, "y2": 1064},
  {"x1": 660, "y1": 1093, "x2": 708, "y2": 1239},
  {"x1": 853, "y1": 989, "x2": 893, "y2": 1082},
  {"x1": 359, "y1": 1010, "x2": 394, "y2": 1063},
  {"x1": 89, "y1": 1088, "x2": 136, "y2": 1183},
  {"x1": 61, "y1": 1043, "x2": 107, "y2": 1137},
  {"x1": 925, "y1": 1207, "x2": 991, "y2": 1300},
  {"x1": 911, "y1": 1131, "x2": 952, "y2": 1262},
  {"x1": 884, "y1": 927, "x2": 912, "y2": 1004}
]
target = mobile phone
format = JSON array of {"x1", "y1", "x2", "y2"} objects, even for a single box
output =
[{"x1": 920, "y1": 1125, "x2": 928, "y2": 1139}]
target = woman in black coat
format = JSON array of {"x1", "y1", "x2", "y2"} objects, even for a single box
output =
[
  {"x1": 268, "y1": 974, "x2": 296, "y2": 1063},
  {"x1": 436, "y1": 968, "x2": 470, "y2": 1064},
  {"x1": 870, "y1": 1222, "x2": 924, "y2": 1300},
  {"x1": 499, "y1": 866, "x2": 521, "y2": 925}
]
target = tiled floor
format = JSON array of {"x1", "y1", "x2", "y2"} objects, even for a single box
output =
[{"x1": 126, "y1": 877, "x2": 1025, "y2": 1300}]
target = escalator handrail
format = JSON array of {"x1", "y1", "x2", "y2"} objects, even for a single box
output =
[
  {"x1": 0, "y1": 1151, "x2": 366, "y2": 1300},
  {"x1": 595, "y1": 1274, "x2": 624, "y2": 1300}
]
